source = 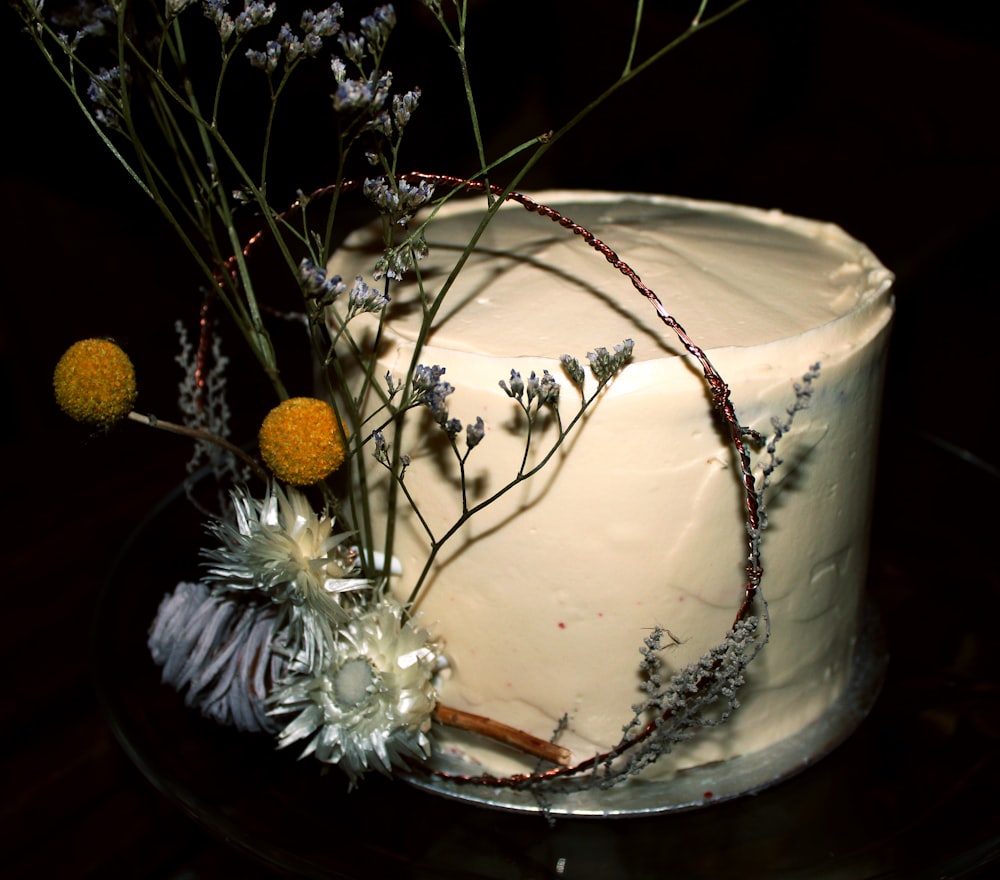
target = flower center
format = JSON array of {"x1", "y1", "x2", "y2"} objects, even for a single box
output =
[{"x1": 333, "y1": 658, "x2": 375, "y2": 708}]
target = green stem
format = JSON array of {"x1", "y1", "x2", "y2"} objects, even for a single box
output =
[
  {"x1": 623, "y1": 0, "x2": 645, "y2": 75},
  {"x1": 165, "y1": 24, "x2": 287, "y2": 397},
  {"x1": 260, "y1": 65, "x2": 298, "y2": 187}
]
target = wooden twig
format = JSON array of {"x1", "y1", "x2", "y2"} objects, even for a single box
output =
[{"x1": 434, "y1": 703, "x2": 571, "y2": 766}]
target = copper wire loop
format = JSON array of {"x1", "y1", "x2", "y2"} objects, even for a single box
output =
[{"x1": 221, "y1": 174, "x2": 767, "y2": 788}]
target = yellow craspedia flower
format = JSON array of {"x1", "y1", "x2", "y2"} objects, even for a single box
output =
[
  {"x1": 258, "y1": 397, "x2": 347, "y2": 486},
  {"x1": 53, "y1": 338, "x2": 137, "y2": 427}
]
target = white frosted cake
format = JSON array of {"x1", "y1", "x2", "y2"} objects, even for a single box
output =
[{"x1": 328, "y1": 191, "x2": 894, "y2": 788}]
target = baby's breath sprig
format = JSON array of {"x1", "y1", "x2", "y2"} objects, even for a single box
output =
[
  {"x1": 499, "y1": 369, "x2": 561, "y2": 419},
  {"x1": 299, "y1": 257, "x2": 348, "y2": 313},
  {"x1": 365, "y1": 339, "x2": 635, "y2": 608},
  {"x1": 345, "y1": 274, "x2": 391, "y2": 319},
  {"x1": 587, "y1": 339, "x2": 635, "y2": 385}
]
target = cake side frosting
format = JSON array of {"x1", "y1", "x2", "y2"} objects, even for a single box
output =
[{"x1": 327, "y1": 191, "x2": 894, "y2": 780}]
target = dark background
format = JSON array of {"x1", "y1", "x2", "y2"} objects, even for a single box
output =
[{"x1": 2, "y1": 0, "x2": 997, "y2": 877}]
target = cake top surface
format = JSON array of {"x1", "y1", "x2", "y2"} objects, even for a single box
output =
[{"x1": 332, "y1": 191, "x2": 892, "y2": 362}]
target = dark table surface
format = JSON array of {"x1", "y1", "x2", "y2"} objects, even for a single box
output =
[{"x1": 2, "y1": 1, "x2": 997, "y2": 877}]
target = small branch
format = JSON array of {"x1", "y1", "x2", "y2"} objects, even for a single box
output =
[
  {"x1": 126, "y1": 411, "x2": 268, "y2": 482},
  {"x1": 434, "y1": 703, "x2": 571, "y2": 766}
]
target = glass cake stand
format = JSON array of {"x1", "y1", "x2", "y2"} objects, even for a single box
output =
[{"x1": 92, "y1": 470, "x2": 1000, "y2": 879}]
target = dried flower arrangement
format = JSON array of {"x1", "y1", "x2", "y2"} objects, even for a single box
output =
[{"x1": 17, "y1": 0, "x2": 835, "y2": 802}]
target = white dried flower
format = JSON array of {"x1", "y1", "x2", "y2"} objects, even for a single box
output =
[
  {"x1": 203, "y1": 483, "x2": 369, "y2": 668},
  {"x1": 271, "y1": 597, "x2": 441, "y2": 786}
]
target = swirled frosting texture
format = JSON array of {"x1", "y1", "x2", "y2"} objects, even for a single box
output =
[{"x1": 329, "y1": 192, "x2": 894, "y2": 779}]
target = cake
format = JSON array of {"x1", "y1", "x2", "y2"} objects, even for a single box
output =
[
  {"x1": 29, "y1": 0, "x2": 894, "y2": 810},
  {"x1": 326, "y1": 190, "x2": 894, "y2": 790}
]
